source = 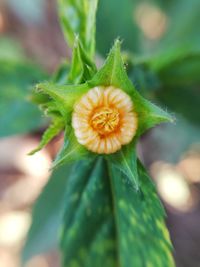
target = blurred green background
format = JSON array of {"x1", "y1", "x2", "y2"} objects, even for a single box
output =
[{"x1": 0, "y1": 0, "x2": 199, "y2": 267}]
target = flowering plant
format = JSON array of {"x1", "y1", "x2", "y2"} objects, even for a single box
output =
[{"x1": 24, "y1": 0, "x2": 175, "y2": 266}]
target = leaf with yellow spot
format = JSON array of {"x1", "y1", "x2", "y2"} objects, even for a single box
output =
[
  {"x1": 108, "y1": 160, "x2": 175, "y2": 267},
  {"x1": 60, "y1": 158, "x2": 175, "y2": 267}
]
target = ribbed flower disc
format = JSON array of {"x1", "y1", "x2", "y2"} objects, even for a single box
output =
[{"x1": 72, "y1": 86, "x2": 138, "y2": 154}]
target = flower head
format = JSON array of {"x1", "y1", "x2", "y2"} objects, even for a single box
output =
[{"x1": 72, "y1": 86, "x2": 138, "y2": 154}]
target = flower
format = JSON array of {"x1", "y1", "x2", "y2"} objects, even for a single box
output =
[{"x1": 72, "y1": 86, "x2": 138, "y2": 154}]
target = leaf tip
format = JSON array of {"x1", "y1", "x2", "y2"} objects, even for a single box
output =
[
  {"x1": 162, "y1": 109, "x2": 176, "y2": 124},
  {"x1": 111, "y1": 38, "x2": 123, "y2": 54},
  {"x1": 115, "y1": 36, "x2": 123, "y2": 45},
  {"x1": 36, "y1": 81, "x2": 52, "y2": 93},
  {"x1": 27, "y1": 147, "x2": 40, "y2": 156}
]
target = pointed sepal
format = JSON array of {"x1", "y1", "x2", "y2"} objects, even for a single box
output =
[
  {"x1": 88, "y1": 39, "x2": 134, "y2": 95},
  {"x1": 29, "y1": 118, "x2": 64, "y2": 155},
  {"x1": 137, "y1": 99, "x2": 175, "y2": 135},
  {"x1": 89, "y1": 39, "x2": 174, "y2": 136},
  {"x1": 36, "y1": 82, "x2": 90, "y2": 117},
  {"x1": 108, "y1": 141, "x2": 139, "y2": 191},
  {"x1": 52, "y1": 129, "x2": 90, "y2": 169}
]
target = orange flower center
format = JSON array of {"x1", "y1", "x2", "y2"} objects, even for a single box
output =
[{"x1": 90, "y1": 107, "x2": 120, "y2": 135}]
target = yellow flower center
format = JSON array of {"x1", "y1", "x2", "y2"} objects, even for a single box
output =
[{"x1": 90, "y1": 107, "x2": 120, "y2": 135}]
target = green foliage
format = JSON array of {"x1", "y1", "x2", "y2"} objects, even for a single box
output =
[
  {"x1": 0, "y1": 38, "x2": 25, "y2": 61},
  {"x1": 52, "y1": 62, "x2": 71, "y2": 85},
  {"x1": 148, "y1": 116, "x2": 200, "y2": 163},
  {"x1": 153, "y1": 0, "x2": 200, "y2": 129},
  {"x1": 149, "y1": 49, "x2": 200, "y2": 126},
  {"x1": 68, "y1": 37, "x2": 97, "y2": 84},
  {"x1": 156, "y1": 85, "x2": 200, "y2": 127},
  {"x1": 96, "y1": 0, "x2": 141, "y2": 55},
  {"x1": 0, "y1": 59, "x2": 47, "y2": 137},
  {"x1": 3, "y1": 2, "x2": 199, "y2": 266},
  {"x1": 21, "y1": 0, "x2": 200, "y2": 266},
  {"x1": 60, "y1": 158, "x2": 117, "y2": 267},
  {"x1": 159, "y1": 53, "x2": 200, "y2": 87},
  {"x1": 108, "y1": 161, "x2": 174, "y2": 267},
  {"x1": 58, "y1": 0, "x2": 98, "y2": 59},
  {"x1": 96, "y1": 0, "x2": 172, "y2": 55},
  {"x1": 96, "y1": 0, "x2": 200, "y2": 131},
  {"x1": 160, "y1": 0, "x2": 200, "y2": 50},
  {"x1": 60, "y1": 158, "x2": 174, "y2": 267},
  {"x1": 22, "y1": 164, "x2": 74, "y2": 262},
  {"x1": 131, "y1": 47, "x2": 200, "y2": 127},
  {"x1": 0, "y1": 37, "x2": 48, "y2": 137}
]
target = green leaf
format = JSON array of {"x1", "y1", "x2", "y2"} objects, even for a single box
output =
[
  {"x1": 29, "y1": 118, "x2": 64, "y2": 155},
  {"x1": 0, "y1": 37, "x2": 25, "y2": 62},
  {"x1": 58, "y1": 0, "x2": 98, "y2": 59},
  {"x1": 159, "y1": 52, "x2": 200, "y2": 87},
  {"x1": 60, "y1": 158, "x2": 117, "y2": 267},
  {"x1": 52, "y1": 62, "x2": 71, "y2": 85},
  {"x1": 150, "y1": 50, "x2": 200, "y2": 126},
  {"x1": 155, "y1": 85, "x2": 199, "y2": 127},
  {"x1": 129, "y1": 48, "x2": 199, "y2": 126},
  {"x1": 52, "y1": 129, "x2": 90, "y2": 169},
  {"x1": 148, "y1": 46, "x2": 191, "y2": 72},
  {"x1": 128, "y1": 64, "x2": 161, "y2": 95},
  {"x1": 60, "y1": 158, "x2": 174, "y2": 267},
  {"x1": 0, "y1": 59, "x2": 48, "y2": 137},
  {"x1": 22, "y1": 163, "x2": 74, "y2": 263},
  {"x1": 68, "y1": 38, "x2": 84, "y2": 84},
  {"x1": 108, "y1": 161, "x2": 175, "y2": 267},
  {"x1": 144, "y1": 115, "x2": 200, "y2": 163},
  {"x1": 144, "y1": 45, "x2": 200, "y2": 87},
  {"x1": 160, "y1": 0, "x2": 200, "y2": 51}
]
